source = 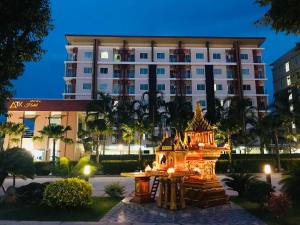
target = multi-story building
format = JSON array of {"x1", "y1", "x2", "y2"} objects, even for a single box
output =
[
  {"x1": 272, "y1": 43, "x2": 300, "y2": 142},
  {"x1": 63, "y1": 35, "x2": 269, "y2": 120}
]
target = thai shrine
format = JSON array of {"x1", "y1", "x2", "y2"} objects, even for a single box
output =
[{"x1": 122, "y1": 103, "x2": 229, "y2": 210}]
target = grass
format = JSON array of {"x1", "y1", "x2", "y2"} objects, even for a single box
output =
[
  {"x1": 0, "y1": 197, "x2": 121, "y2": 221},
  {"x1": 231, "y1": 197, "x2": 300, "y2": 225}
]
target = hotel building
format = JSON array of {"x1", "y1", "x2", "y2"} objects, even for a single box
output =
[
  {"x1": 272, "y1": 43, "x2": 300, "y2": 147},
  {"x1": 64, "y1": 35, "x2": 269, "y2": 120},
  {"x1": 3, "y1": 35, "x2": 269, "y2": 160}
]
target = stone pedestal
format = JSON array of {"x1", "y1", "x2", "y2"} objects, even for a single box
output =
[{"x1": 131, "y1": 176, "x2": 151, "y2": 203}]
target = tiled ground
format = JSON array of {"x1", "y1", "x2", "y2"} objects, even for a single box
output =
[{"x1": 98, "y1": 198, "x2": 266, "y2": 225}]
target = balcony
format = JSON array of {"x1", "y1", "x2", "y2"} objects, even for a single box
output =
[
  {"x1": 255, "y1": 71, "x2": 265, "y2": 79},
  {"x1": 113, "y1": 71, "x2": 121, "y2": 78},
  {"x1": 254, "y1": 56, "x2": 263, "y2": 63},
  {"x1": 184, "y1": 86, "x2": 192, "y2": 95},
  {"x1": 183, "y1": 71, "x2": 191, "y2": 78},
  {"x1": 128, "y1": 70, "x2": 135, "y2": 78},
  {"x1": 127, "y1": 86, "x2": 135, "y2": 94},
  {"x1": 170, "y1": 55, "x2": 177, "y2": 62},
  {"x1": 170, "y1": 86, "x2": 176, "y2": 94},
  {"x1": 227, "y1": 72, "x2": 234, "y2": 79},
  {"x1": 228, "y1": 88, "x2": 235, "y2": 95},
  {"x1": 256, "y1": 88, "x2": 267, "y2": 95},
  {"x1": 226, "y1": 55, "x2": 235, "y2": 63},
  {"x1": 66, "y1": 53, "x2": 76, "y2": 61}
]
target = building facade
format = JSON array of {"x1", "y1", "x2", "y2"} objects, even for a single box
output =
[
  {"x1": 272, "y1": 43, "x2": 300, "y2": 139},
  {"x1": 63, "y1": 35, "x2": 269, "y2": 119},
  {"x1": 4, "y1": 99, "x2": 90, "y2": 160}
]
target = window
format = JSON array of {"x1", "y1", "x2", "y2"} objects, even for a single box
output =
[
  {"x1": 127, "y1": 85, "x2": 135, "y2": 94},
  {"x1": 227, "y1": 70, "x2": 233, "y2": 78},
  {"x1": 156, "y1": 68, "x2": 165, "y2": 75},
  {"x1": 100, "y1": 51, "x2": 109, "y2": 59},
  {"x1": 83, "y1": 83, "x2": 91, "y2": 90},
  {"x1": 197, "y1": 84, "x2": 206, "y2": 90},
  {"x1": 243, "y1": 84, "x2": 251, "y2": 91},
  {"x1": 140, "y1": 68, "x2": 148, "y2": 74},
  {"x1": 196, "y1": 68, "x2": 205, "y2": 75},
  {"x1": 140, "y1": 84, "x2": 148, "y2": 91},
  {"x1": 170, "y1": 54, "x2": 176, "y2": 62},
  {"x1": 213, "y1": 53, "x2": 221, "y2": 60},
  {"x1": 67, "y1": 53, "x2": 74, "y2": 61},
  {"x1": 213, "y1": 68, "x2": 222, "y2": 75},
  {"x1": 157, "y1": 53, "x2": 165, "y2": 59},
  {"x1": 113, "y1": 69, "x2": 121, "y2": 78},
  {"x1": 287, "y1": 75, "x2": 291, "y2": 86},
  {"x1": 242, "y1": 69, "x2": 250, "y2": 75},
  {"x1": 216, "y1": 84, "x2": 223, "y2": 91},
  {"x1": 196, "y1": 53, "x2": 204, "y2": 59},
  {"x1": 240, "y1": 54, "x2": 248, "y2": 60},
  {"x1": 199, "y1": 100, "x2": 206, "y2": 107},
  {"x1": 285, "y1": 62, "x2": 290, "y2": 72},
  {"x1": 157, "y1": 84, "x2": 165, "y2": 91},
  {"x1": 113, "y1": 84, "x2": 120, "y2": 94},
  {"x1": 100, "y1": 67, "x2": 108, "y2": 74},
  {"x1": 83, "y1": 67, "x2": 92, "y2": 74},
  {"x1": 84, "y1": 52, "x2": 93, "y2": 59},
  {"x1": 49, "y1": 117, "x2": 61, "y2": 126},
  {"x1": 99, "y1": 83, "x2": 108, "y2": 91},
  {"x1": 23, "y1": 118, "x2": 35, "y2": 138},
  {"x1": 140, "y1": 53, "x2": 148, "y2": 59},
  {"x1": 128, "y1": 70, "x2": 135, "y2": 78}
]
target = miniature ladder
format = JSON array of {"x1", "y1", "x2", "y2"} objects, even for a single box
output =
[{"x1": 150, "y1": 176, "x2": 160, "y2": 200}]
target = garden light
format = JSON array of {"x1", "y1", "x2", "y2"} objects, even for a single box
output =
[
  {"x1": 83, "y1": 165, "x2": 91, "y2": 181},
  {"x1": 167, "y1": 167, "x2": 175, "y2": 175},
  {"x1": 264, "y1": 164, "x2": 272, "y2": 185}
]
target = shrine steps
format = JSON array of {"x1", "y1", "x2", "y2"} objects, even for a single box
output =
[{"x1": 183, "y1": 180, "x2": 229, "y2": 208}]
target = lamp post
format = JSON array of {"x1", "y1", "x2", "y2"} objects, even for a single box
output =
[
  {"x1": 83, "y1": 165, "x2": 91, "y2": 181},
  {"x1": 264, "y1": 164, "x2": 272, "y2": 185}
]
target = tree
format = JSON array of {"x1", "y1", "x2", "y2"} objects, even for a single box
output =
[
  {"x1": 166, "y1": 96, "x2": 193, "y2": 136},
  {"x1": 1, "y1": 122, "x2": 27, "y2": 149},
  {"x1": 0, "y1": 0, "x2": 53, "y2": 114},
  {"x1": 215, "y1": 97, "x2": 257, "y2": 166},
  {"x1": 121, "y1": 124, "x2": 134, "y2": 155},
  {"x1": 34, "y1": 124, "x2": 73, "y2": 164},
  {"x1": 256, "y1": 0, "x2": 300, "y2": 34},
  {"x1": 0, "y1": 147, "x2": 35, "y2": 190},
  {"x1": 85, "y1": 92, "x2": 115, "y2": 159}
]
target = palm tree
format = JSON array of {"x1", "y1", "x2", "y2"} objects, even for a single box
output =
[
  {"x1": 34, "y1": 124, "x2": 73, "y2": 164},
  {"x1": 215, "y1": 97, "x2": 257, "y2": 166},
  {"x1": 166, "y1": 96, "x2": 193, "y2": 136},
  {"x1": 121, "y1": 124, "x2": 134, "y2": 155},
  {"x1": 2, "y1": 122, "x2": 27, "y2": 149},
  {"x1": 86, "y1": 92, "x2": 115, "y2": 157}
]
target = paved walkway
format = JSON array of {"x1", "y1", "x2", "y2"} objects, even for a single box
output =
[{"x1": 0, "y1": 199, "x2": 266, "y2": 225}]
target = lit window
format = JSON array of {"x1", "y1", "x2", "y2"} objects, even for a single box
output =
[
  {"x1": 140, "y1": 68, "x2": 148, "y2": 74},
  {"x1": 83, "y1": 67, "x2": 92, "y2": 74},
  {"x1": 83, "y1": 83, "x2": 91, "y2": 90},
  {"x1": 140, "y1": 53, "x2": 148, "y2": 59},
  {"x1": 197, "y1": 84, "x2": 206, "y2": 90},
  {"x1": 100, "y1": 51, "x2": 109, "y2": 59},
  {"x1": 285, "y1": 62, "x2": 290, "y2": 72},
  {"x1": 157, "y1": 84, "x2": 165, "y2": 91},
  {"x1": 140, "y1": 84, "x2": 148, "y2": 91},
  {"x1": 287, "y1": 75, "x2": 291, "y2": 86},
  {"x1": 84, "y1": 52, "x2": 93, "y2": 59},
  {"x1": 157, "y1": 53, "x2": 165, "y2": 59},
  {"x1": 196, "y1": 53, "x2": 204, "y2": 59},
  {"x1": 289, "y1": 93, "x2": 293, "y2": 100},
  {"x1": 100, "y1": 68, "x2": 108, "y2": 74},
  {"x1": 156, "y1": 68, "x2": 165, "y2": 75},
  {"x1": 213, "y1": 68, "x2": 222, "y2": 75},
  {"x1": 242, "y1": 69, "x2": 250, "y2": 75},
  {"x1": 196, "y1": 68, "x2": 205, "y2": 75},
  {"x1": 213, "y1": 53, "x2": 221, "y2": 60}
]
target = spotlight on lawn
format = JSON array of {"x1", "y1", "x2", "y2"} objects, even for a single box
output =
[
  {"x1": 264, "y1": 164, "x2": 272, "y2": 185},
  {"x1": 83, "y1": 165, "x2": 91, "y2": 181}
]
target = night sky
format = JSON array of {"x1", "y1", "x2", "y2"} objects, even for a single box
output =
[{"x1": 13, "y1": 0, "x2": 299, "y2": 103}]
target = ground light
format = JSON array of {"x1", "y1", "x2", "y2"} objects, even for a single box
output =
[
  {"x1": 264, "y1": 164, "x2": 272, "y2": 185},
  {"x1": 83, "y1": 164, "x2": 91, "y2": 181}
]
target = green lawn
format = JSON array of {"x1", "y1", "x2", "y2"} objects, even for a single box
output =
[
  {"x1": 0, "y1": 197, "x2": 121, "y2": 221},
  {"x1": 231, "y1": 197, "x2": 300, "y2": 225}
]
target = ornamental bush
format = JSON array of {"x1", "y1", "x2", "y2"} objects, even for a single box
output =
[
  {"x1": 104, "y1": 182, "x2": 125, "y2": 198},
  {"x1": 43, "y1": 178, "x2": 92, "y2": 208}
]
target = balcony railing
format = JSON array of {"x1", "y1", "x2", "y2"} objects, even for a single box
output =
[{"x1": 65, "y1": 70, "x2": 76, "y2": 77}]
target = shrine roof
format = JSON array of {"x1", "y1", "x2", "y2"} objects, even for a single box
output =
[{"x1": 185, "y1": 103, "x2": 213, "y2": 132}]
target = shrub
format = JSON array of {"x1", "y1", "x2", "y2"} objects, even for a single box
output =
[
  {"x1": 266, "y1": 193, "x2": 291, "y2": 219},
  {"x1": 104, "y1": 182, "x2": 125, "y2": 198},
  {"x1": 280, "y1": 161, "x2": 300, "y2": 201},
  {"x1": 245, "y1": 180, "x2": 274, "y2": 204},
  {"x1": 222, "y1": 173, "x2": 258, "y2": 197},
  {"x1": 43, "y1": 178, "x2": 92, "y2": 208},
  {"x1": 34, "y1": 162, "x2": 52, "y2": 176},
  {"x1": 16, "y1": 182, "x2": 49, "y2": 204}
]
